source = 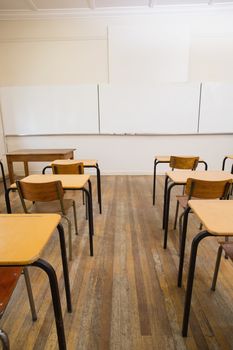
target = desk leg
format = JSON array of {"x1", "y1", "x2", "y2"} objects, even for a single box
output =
[
  {"x1": 24, "y1": 161, "x2": 29, "y2": 177},
  {"x1": 96, "y1": 164, "x2": 102, "y2": 214},
  {"x1": 162, "y1": 175, "x2": 169, "y2": 230},
  {"x1": 57, "y1": 223, "x2": 72, "y2": 313},
  {"x1": 0, "y1": 161, "x2": 7, "y2": 193},
  {"x1": 32, "y1": 259, "x2": 67, "y2": 350},
  {"x1": 7, "y1": 159, "x2": 14, "y2": 184},
  {"x1": 222, "y1": 157, "x2": 228, "y2": 171},
  {"x1": 0, "y1": 329, "x2": 9, "y2": 350},
  {"x1": 83, "y1": 183, "x2": 94, "y2": 256},
  {"x1": 202, "y1": 161, "x2": 208, "y2": 170},
  {"x1": 182, "y1": 231, "x2": 211, "y2": 337},
  {"x1": 5, "y1": 188, "x2": 12, "y2": 213},
  {"x1": 153, "y1": 159, "x2": 157, "y2": 205},
  {"x1": 42, "y1": 166, "x2": 51, "y2": 174},
  {"x1": 178, "y1": 207, "x2": 191, "y2": 287},
  {"x1": 163, "y1": 182, "x2": 176, "y2": 249}
]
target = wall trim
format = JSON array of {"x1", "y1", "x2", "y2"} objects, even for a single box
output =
[
  {"x1": 0, "y1": 4, "x2": 233, "y2": 20},
  {"x1": 5, "y1": 133, "x2": 233, "y2": 137}
]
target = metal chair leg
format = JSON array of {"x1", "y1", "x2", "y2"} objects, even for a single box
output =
[
  {"x1": 182, "y1": 231, "x2": 211, "y2": 337},
  {"x1": 178, "y1": 210, "x2": 185, "y2": 255},
  {"x1": 32, "y1": 259, "x2": 67, "y2": 350},
  {"x1": 72, "y1": 201, "x2": 78, "y2": 235},
  {"x1": 0, "y1": 329, "x2": 10, "y2": 350},
  {"x1": 211, "y1": 245, "x2": 223, "y2": 291},
  {"x1": 178, "y1": 207, "x2": 191, "y2": 287},
  {"x1": 173, "y1": 200, "x2": 179, "y2": 230},
  {"x1": 23, "y1": 267, "x2": 37, "y2": 321},
  {"x1": 83, "y1": 187, "x2": 94, "y2": 256},
  {"x1": 62, "y1": 216, "x2": 72, "y2": 261},
  {"x1": 96, "y1": 164, "x2": 102, "y2": 214},
  {"x1": 57, "y1": 224, "x2": 72, "y2": 313}
]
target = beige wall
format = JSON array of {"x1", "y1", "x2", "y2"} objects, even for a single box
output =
[
  {"x1": 0, "y1": 10, "x2": 233, "y2": 85},
  {"x1": 1, "y1": 9, "x2": 233, "y2": 174}
]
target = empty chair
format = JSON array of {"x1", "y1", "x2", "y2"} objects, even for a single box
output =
[
  {"x1": 0, "y1": 266, "x2": 37, "y2": 350},
  {"x1": 177, "y1": 178, "x2": 231, "y2": 251},
  {"x1": 169, "y1": 156, "x2": 199, "y2": 171},
  {"x1": 211, "y1": 241, "x2": 233, "y2": 291},
  {"x1": 16, "y1": 180, "x2": 78, "y2": 260},
  {"x1": 52, "y1": 161, "x2": 86, "y2": 210},
  {"x1": 170, "y1": 156, "x2": 200, "y2": 229},
  {"x1": 52, "y1": 162, "x2": 84, "y2": 175}
]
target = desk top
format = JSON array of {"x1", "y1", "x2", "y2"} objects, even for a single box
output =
[
  {"x1": 166, "y1": 170, "x2": 233, "y2": 184},
  {"x1": 51, "y1": 159, "x2": 97, "y2": 166},
  {"x1": 225, "y1": 155, "x2": 233, "y2": 160},
  {"x1": 188, "y1": 200, "x2": 233, "y2": 236},
  {"x1": 0, "y1": 214, "x2": 60, "y2": 265},
  {"x1": 6, "y1": 149, "x2": 75, "y2": 156},
  {"x1": 11, "y1": 174, "x2": 90, "y2": 189}
]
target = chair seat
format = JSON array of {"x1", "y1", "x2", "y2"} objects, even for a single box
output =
[
  {"x1": 28, "y1": 199, "x2": 74, "y2": 214},
  {"x1": 218, "y1": 242, "x2": 233, "y2": 261},
  {"x1": 176, "y1": 195, "x2": 188, "y2": 209},
  {"x1": 176, "y1": 196, "x2": 220, "y2": 210},
  {"x1": 0, "y1": 267, "x2": 23, "y2": 318}
]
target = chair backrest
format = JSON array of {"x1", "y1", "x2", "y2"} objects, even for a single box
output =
[
  {"x1": 169, "y1": 156, "x2": 199, "y2": 170},
  {"x1": 185, "y1": 178, "x2": 232, "y2": 199},
  {"x1": 52, "y1": 162, "x2": 84, "y2": 175},
  {"x1": 0, "y1": 267, "x2": 22, "y2": 318},
  {"x1": 16, "y1": 180, "x2": 65, "y2": 213}
]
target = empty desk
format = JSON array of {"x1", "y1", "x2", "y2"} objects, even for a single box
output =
[
  {"x1": 152, "y1": 155, "x2": 208, "y2": 205},
  {"x1": 43, "y1": 159, "x2": 102, "y2": 214},
  {"x1": 6, "y1": 149, "x2": 75, "y2": 184},
  {"x1": 0, "y1": 213, "x2": 71, "y2": 349},
  {"x1": 5, "y1": 174, "x2": 94, "y2": 256},
  {"x1": 181, "y1": 200, "x2": 233, "y2": 337},
  {"x1": 163, "y1": 170, "x2": 233, "y2": 249}
]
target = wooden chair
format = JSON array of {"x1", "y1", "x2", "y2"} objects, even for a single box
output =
[
  {"x1": 211, "y1": 241, "x2": 233, "y2": 291},
  {"x1": 176, "y1": 178, "x2": 231, "y2": 251},
  {"x1": 16, "y1": 180, "x2": 78, "y2": 260},
  {"x1": 52, "y1": 162, "x2": 84, "y2": 175},
  {"x1": 0, "y1": 266, "x2": 37, "y2": 349},
  {"x1": 169, "y1": 156, "x2": 199, "y2": 170},
  {"x1": 169, "y1": 156, "x2": 200, "y2": 229},
  {"x1": 52, "y1": 161, "x2": 86, "y2": 212}
]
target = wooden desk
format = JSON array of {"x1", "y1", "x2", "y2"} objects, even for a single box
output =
[
  {"x1": 152, "y1": 156, "x2": 208, "y2": 205},
  {"x1": 163, "y1": 170, "x2": 233, "y2": 249},
  {"x1": 222, "y1": 155, "x2": 233, "y2": 172},
  {"x1": 0, "y1": 213, "x2": 71, "y2": 349},
  {"x1": 6, "y1": 149, "x2": 75, "y2": 184},
  {"x1": 181, "y1": 200, "x2": 233, "y2": 337},
  {"x1": 43, "y1": 159, "x2": 102, "y2": 214},
  {"x1": 6, "y1": 174, "x2": 94, "y2": 256}
]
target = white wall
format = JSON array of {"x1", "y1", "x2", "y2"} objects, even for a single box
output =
[
  {"x1": 1, "y1": 8, "x2": 233, "y2": 175},
  {"x1": 5, "y1": 134, "x2": 233, "y2": 175}
]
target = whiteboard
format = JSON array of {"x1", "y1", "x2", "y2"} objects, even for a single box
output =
[
  {"x1": 99, "y1": 84, "x2": 200, "y2": 134},
  {"x1": 108, "y1": 22, "x2": 190, "y2": 83},
  {"x1": 0, "y1": 85, "x2": 99, "y2": 135},
  {"x1": 199, "y1": 83, "x2": 233, "y2": 133}
]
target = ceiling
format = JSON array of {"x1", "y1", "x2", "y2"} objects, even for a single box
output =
[{"x1": 0, "y1": 0, "x2": 233, "y2": 18}]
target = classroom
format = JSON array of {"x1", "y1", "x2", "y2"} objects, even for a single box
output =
[{"x1": 0, "y1": 0, "x2": 233, "y2": 349}]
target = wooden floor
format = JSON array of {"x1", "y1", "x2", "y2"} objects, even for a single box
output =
[{"x1": 1, "y1": 175, "x2": 233, "y2": 350}]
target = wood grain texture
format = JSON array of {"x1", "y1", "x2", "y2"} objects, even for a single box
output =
[{"x1": 0, "y1": 175, "x2": 233, "y2": 349}]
